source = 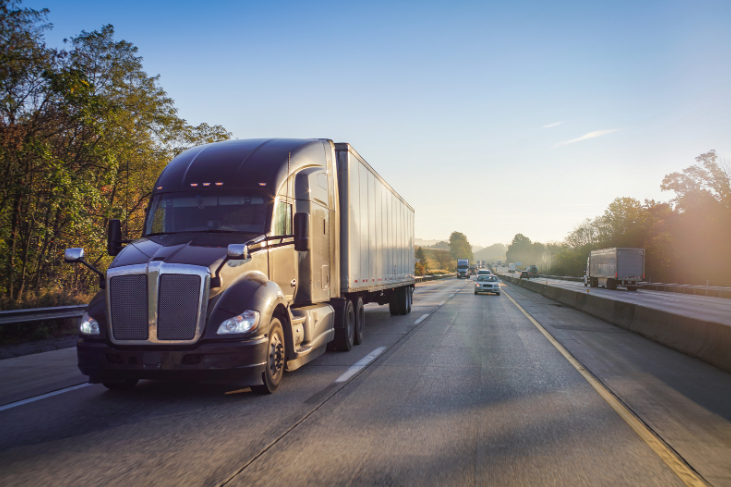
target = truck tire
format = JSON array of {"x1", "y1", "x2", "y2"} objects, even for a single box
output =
[
  {"x1": 389, "y1": 291, "x2": 399, "y2": 315},
  {"x1": 627, "y1": 286, "x2": 638, "y2": 291},
  {"x1": 608, "y1": 279, "x2": 617, "y2": 290},
  {"x1": 103, "y1": 379, "x2": 138, "y2": 391},
  {"x1": 353, "y1": 296, "x2": 365, "y2": 345},
  {"x1": 331, "y1": 299, "x2": 355, "y2": 351},
  {"x1": 252, "y1": 318, "x2": 285, "y2": 394}
]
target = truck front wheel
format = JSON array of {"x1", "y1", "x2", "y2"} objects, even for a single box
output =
[{"x1": 251, "y1": 319, "x2": 285, "y2": 394}]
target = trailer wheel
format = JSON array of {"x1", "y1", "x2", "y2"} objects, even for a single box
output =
[
  {"x1": 353, "y1": 297, "x2": 365, "y2": 345},
  {"x1": 332, "y1": 299, "x2": 355, "y2": 351},
  {"x1": 607, "y1": 279, "x2": 617, "y2": 290},
  {"x1": 252, "y1": 318, "x2": 285, "y2": 394},
  {"x1": 405, "y1": 287, "x2": 412, "y2": 314},
  {"x1": 627, "y1": 286, "x2": 638, "y2": 291}
]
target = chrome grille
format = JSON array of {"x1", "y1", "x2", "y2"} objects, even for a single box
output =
[
  {"x1": 110, "y1": 275, "x2": 149, "y2": 340},
  {"x1": 157, "y1": 274, "x2": 201, "y2": 340}
]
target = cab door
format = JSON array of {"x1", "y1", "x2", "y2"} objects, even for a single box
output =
[{"x1": 269, "y1": 200, "x2": 297, "y2": 302}]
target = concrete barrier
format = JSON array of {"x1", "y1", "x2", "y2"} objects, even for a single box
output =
[{"x1": 501, "y1": 275, "x2": 731, "y2": 373}]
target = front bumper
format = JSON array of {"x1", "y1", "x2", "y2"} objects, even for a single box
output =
[
  {"x1": 77, "y1": 337, "x2": 268, "y2": 384},
  {"x1": 475, "y1": 286, "x2": 499, "y2": 293}
]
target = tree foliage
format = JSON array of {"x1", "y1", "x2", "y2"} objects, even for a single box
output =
[
  {"x1": 0, "y1": 1, "x2": 230, "y2": 304},
  {"x1": 513, "y1": 150, "x2": 731, "y2": 285},
  {"x1": 448, "y1": 231, "x2": 473, "y2": 260}
]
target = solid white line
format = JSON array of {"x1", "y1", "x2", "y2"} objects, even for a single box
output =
[
  {"x1": 334, "y1": 346, "x2": 387, "y2": 383},
  {"x1": 0, "y1": 383, "x2": 91, "y2": 413},
  {"x1": 414, "y1": 313, "x2": 430, "y2": 325}
]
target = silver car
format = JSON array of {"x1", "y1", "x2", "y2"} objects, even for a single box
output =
[{"x1": 475, "y1": 275, "x2": 501, "y2": 295}]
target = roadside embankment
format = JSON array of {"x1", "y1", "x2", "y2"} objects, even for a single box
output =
[{"x1": 501, "y1": 275, "x2": 731, "y2": 373}]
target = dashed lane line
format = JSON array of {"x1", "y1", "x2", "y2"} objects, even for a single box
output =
[
  {"x1": 334, "y1": 346, "x2": 387, "y2": 383},
  {"x1": 0, "y1": 383, "x2": 91, "y2": 413}
]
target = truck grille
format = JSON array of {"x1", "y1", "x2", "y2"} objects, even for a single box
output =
[
  {"x1": 157, "y1": 274, "x2": 201, "y2": 340},
  {"x1": 107, "y1": 264, "x2": 208, "y2": 344},
  {"x1": 110, "y1": 275, "x2": 149, "y2": 340}
]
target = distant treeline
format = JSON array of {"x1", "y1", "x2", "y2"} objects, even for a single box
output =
[
  {"x1": 0, "y1": 1, "x2": 230, "y2": 307},
  {"x1": 415, "y1": 231, "x2": 473, "y2": 274},
  {"x1": 506, "y1": 150, "x2": 731, "y2": 286}
]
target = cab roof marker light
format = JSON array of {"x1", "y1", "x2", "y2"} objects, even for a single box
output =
[
  {"x1": 215, "y1": 182, "x2": 224, "y2": 186},
  {"x1": 203, "y1": 182, "x2": 211, "y2": 187},
  {"x1": 259, "y1": 183, "x2": 267, "y2": 186},
  {"x1": 190, "y1": 183, "x2": 198, "y2": 187},
  {"x1": 157, "y1": 186, "x2": 163, "y2": 190}
]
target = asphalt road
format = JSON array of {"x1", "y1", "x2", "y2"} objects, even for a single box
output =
[
  {"x1": 496, "y1": 266, "x2": 731, "y2": 326},
  {"x1": 1, "y1": 277, "x2": 730, "y2": 486}
]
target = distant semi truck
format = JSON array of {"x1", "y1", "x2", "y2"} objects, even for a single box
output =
[
  {"x1": 457, "y1": 259, "x2": 470, "y2": 278},
  {"x1": 584, "y1": 248, "x2": 645, "y2": 291},
  {"x1": 508, "y1": 263, "x2": 516, "y2": 272}
]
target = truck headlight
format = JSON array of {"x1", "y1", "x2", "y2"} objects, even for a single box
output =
[
  {"x1": 217, "y1": 310, "x2": 260, "y2": 334},
  {"x1": 79, "y1": 312, "x2": 100, "y2": 335}
]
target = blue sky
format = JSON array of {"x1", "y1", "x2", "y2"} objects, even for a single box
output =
[{"x1": 28, "y1": 0, "x2": 731, "y2": 247}]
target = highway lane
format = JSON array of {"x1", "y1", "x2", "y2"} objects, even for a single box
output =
[
  {"x1": 1, "y1": 275, "x2": 729, "y2": 485},
  {"x1": 496, "y1": 266, "x2": 731, "y2": 327}
]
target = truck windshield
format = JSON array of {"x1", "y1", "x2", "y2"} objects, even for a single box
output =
[{"x1": 144, "y1": 192, "x2": 268, "y2": 235}]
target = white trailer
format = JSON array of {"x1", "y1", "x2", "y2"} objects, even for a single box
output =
[{"x1": 335, "y1": 144, "x2": 415, "y2": 294}]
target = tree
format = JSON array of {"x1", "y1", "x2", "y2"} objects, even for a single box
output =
[
  {"x1": 0, "y1": 3, "x2": 231, "y2": 302},
  {"x1": 448, "y1": 231, "x2": 473, "y2": 260},
  {"x1": 415, "y1": 246, "x2": 428, "y2": 271}
]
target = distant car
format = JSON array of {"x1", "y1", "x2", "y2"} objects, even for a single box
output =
[
  {"x1": 475, "y1": 275, "x2": 501, "y2": 295},
  {"x1": 520, "y1": 270, "x2": 530, "y2": 279},
  {"x1": 477, "y1": 269, "x2": 491, "y2": 276}
]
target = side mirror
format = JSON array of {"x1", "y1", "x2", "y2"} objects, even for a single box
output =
[
  {"x1": 108, "y1": 219, "x2": 123, "y2": 256},
  {"x1": 65, "y1": 248, "x2": 85, "y2": 263},
  {"x1": 227, "y1": 244, "x2": 249, "y2": 260},
  {"x1": 294, "y1": 212, "x2": 309, "y2": 251}
]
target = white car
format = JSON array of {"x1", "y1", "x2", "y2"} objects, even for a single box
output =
[
  {"x1": 477, "y1": 269, "x2": 491, "y2": 276},
  {"x1": 475, "y1": 275, "x2": 501, "y2": 295}
]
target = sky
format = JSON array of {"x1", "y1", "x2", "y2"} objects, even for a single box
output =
[{"x1": 26, "y1": 0, "x2": 731, "y2": 248}]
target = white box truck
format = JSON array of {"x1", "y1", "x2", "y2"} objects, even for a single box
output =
[{"x1": 584, "y1": 247, "x2": 645, "y2": 291}]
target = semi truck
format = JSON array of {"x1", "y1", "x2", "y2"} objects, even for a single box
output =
[
  {"x1": 508, "y1": 263, "x2": 515, "y2": 272},
  {"x1": 584, "y1": 247, "x2": 645, "y2": 291},
  {"x1": 64, "y1": 139, "x2": 415, "y2": 394},
  {"x1": 457, "y1": 259, "x2": 470, "y2": 278}
]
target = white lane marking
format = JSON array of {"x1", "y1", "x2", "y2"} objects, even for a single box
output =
[
  {"x1": 438, "y1": 300, "x2": 447, "y2": 306},
  {"x1": 334, "y1": 346, "x2": 387, "y2": 383},
  {"x1": 414, "y1": 314, "x2": 430, "y2": 325},
  {"x1": 0, "y1": 383, "x2": 91, "y2": 413},
  {"x1": 449, "y1": 293, "x2": 455, "y2": 298}
]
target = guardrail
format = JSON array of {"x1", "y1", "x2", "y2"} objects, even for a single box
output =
[
  {"x1": 637, "y1": 282, "x2": 731, "y2": 298},
  {"x1": 0, "y1": 305, "x2": 87, "y2": 326},
  {"x1": 499, "y1": 271, "x2": 731, "y2": 299},
  {"x1": 415, "y1": 273, "x2": 457, "y2": 283}
]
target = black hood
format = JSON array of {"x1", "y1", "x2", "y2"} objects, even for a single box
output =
[{"x1": 110, "y1": 232, "x2": 263, "y2": 271}]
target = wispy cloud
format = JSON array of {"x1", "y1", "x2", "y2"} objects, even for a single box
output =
[
  {"x1": 555, "y1": 129, "x2": 620, "y2": 147},
  {"x1": 542, "y1": 121, "x2": 564, "y2": 129}
]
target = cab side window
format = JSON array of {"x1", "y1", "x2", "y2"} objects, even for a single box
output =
[{"x1": 273, "y1": 201, "x2": 292, "y2": 236}]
